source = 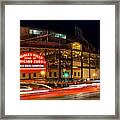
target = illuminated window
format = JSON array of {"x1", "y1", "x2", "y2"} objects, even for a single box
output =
[
  {"x1": 60, "y1": 34, "x2": 66, "y2": 39},
  {"x1": 29, "y1": 30, "x2": 33, "y2": 34},
  {"x1": 54, "y1": 33, "x2": 66, "y2": 39},
  {"x1": 33, "y1": 30, "x2": 39, "y2": 34},
  {"x1": 29, "y1": 29, "x2": 42, "y2": 35},
  {"x1": 72, "y1": 42, "x2": 81, "y2": 50}
]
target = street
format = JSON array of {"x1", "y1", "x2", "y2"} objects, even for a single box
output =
[{"x1": 20, "y1": 83, "x2": 100, "y2": 100}]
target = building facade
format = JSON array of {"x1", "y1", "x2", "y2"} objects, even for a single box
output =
[{"x1": 20, "y1": 27, "x2": 100, "y2": 81}]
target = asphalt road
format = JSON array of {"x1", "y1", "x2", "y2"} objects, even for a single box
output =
[
  {"x1": 20, "y1": 85, "x2": 100, "y2": 100},
  {"x1": 52, "y1": 92, "x2": 100, "y2": 100}
]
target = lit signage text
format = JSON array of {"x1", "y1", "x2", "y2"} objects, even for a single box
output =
[{"x1": 20, "y1": 52, "x2": 46, "y2": 69}]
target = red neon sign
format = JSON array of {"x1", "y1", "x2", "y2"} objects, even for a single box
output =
[{"x1": 20, "y1": 52, "x2": 46, "y2": 73}]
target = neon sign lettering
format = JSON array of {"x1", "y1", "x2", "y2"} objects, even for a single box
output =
[{"x1": 20, "y1": 52, "x2": 46, "y2": 69}]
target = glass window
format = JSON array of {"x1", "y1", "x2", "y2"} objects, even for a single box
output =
[
  {"x1": 54, "y1": 72, "x2": 57, "y2": 77},
  {"x1": 49, "y1": 72, "x2": 52, "y2": 77},
  {"x1": 23, "y1": 73, "x2": 25, "y2": 77},
  {"x1": 54, "y1": 33, "x2": 66, "y2": 39},
  {"x1": 78, "y1": 72, "x2": 80, "y2": 76},
  {"x1": 29, "y1": 29, "x2": 43, "y2": 35},
  {"x1": 33, "y1": 30, "x2": 39, "y2": 34},
  {"x1": 29, "y1": 30, "x2": 33, "y2": 34},
  {"x1": 39, "y1": 74, "x2": 42, "y2": 77},
  {"x1": 74, "y1": 72, "x2": 76, "y2": 76},
  {"x1": 33, "y1": 73, "x2": 36, "y2": 77},
  {"x1": 72, "y1": 42, "x2": 81, "y2": 50}
]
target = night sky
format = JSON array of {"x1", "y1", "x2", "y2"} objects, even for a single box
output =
[{"x1": 20, "y1": 20, "x2": 100, "y2": 50}]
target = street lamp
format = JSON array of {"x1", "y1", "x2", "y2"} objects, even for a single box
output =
[{"x1": 41, "y1": 71, "x2": 45, "y2": 75}]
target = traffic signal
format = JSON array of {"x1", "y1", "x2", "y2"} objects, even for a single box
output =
[{"x1": 63, "y1": 72, "x2": 69, "y2": 77}]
